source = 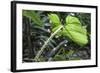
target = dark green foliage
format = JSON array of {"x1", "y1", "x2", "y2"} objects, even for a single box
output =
[{"x1": 22, "y1": 10, "x2": 91, "y2": 62}]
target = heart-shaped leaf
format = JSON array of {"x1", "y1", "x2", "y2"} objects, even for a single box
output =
[
  {"x1": 66, "y1": 15, "x2": 81, "y2": 25},
  {"x1": 64, "y1": 15, "x2": 88, "y2": 46}
]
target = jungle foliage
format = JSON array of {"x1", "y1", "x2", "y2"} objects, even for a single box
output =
[{"x1": 22, "y1": 10, "x2": 91, "y2": 62}]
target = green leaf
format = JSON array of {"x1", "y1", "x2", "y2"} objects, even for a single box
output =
[
  {"x1": 23, "y1": 10, "x2": 43, "y2": 26},
  {"x1": 48, "y1": 14, "x2": 62, "y2": 37},
  {"x1": 66, "y1": 24, "x2": 87, "y2": 35},
  {"x1": 66, "y1": 15, "x2": 81, "y2": 25},
  {"x1": 67, "y1": 50, "x2": 74, "y2": 56},
  {"x1": 48, "y1": 14, "x2": 61, "y2": 27},
  {"x1": 53, "y1": 55, "x2": 66, "y2": 61},
  {"x1": 64, "y1": 15, "x2": 88, "y2": 46}
]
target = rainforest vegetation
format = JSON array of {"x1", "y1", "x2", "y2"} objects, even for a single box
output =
[{"x1": 22, "y1": 10, "x2": 91, "y2": 62}]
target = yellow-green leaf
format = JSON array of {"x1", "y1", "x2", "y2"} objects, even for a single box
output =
[
  {"x1": 66, "y1": 15, "x2": 81, "y2": 25},
  {"x1": 64, "y1": 15, "x2": 88, "y2": 46},
  {"x1": 48, "y1": 14, "x2": 61, "y2": 27}
]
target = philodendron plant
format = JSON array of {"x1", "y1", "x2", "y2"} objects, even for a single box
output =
[{"x1": 34, "y1": 13, "x2": 88, "y2": 61}]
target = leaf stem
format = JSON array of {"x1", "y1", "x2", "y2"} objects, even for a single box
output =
[{"x1": 34, "y1": 25, "x2": 63, "y2": 61}]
